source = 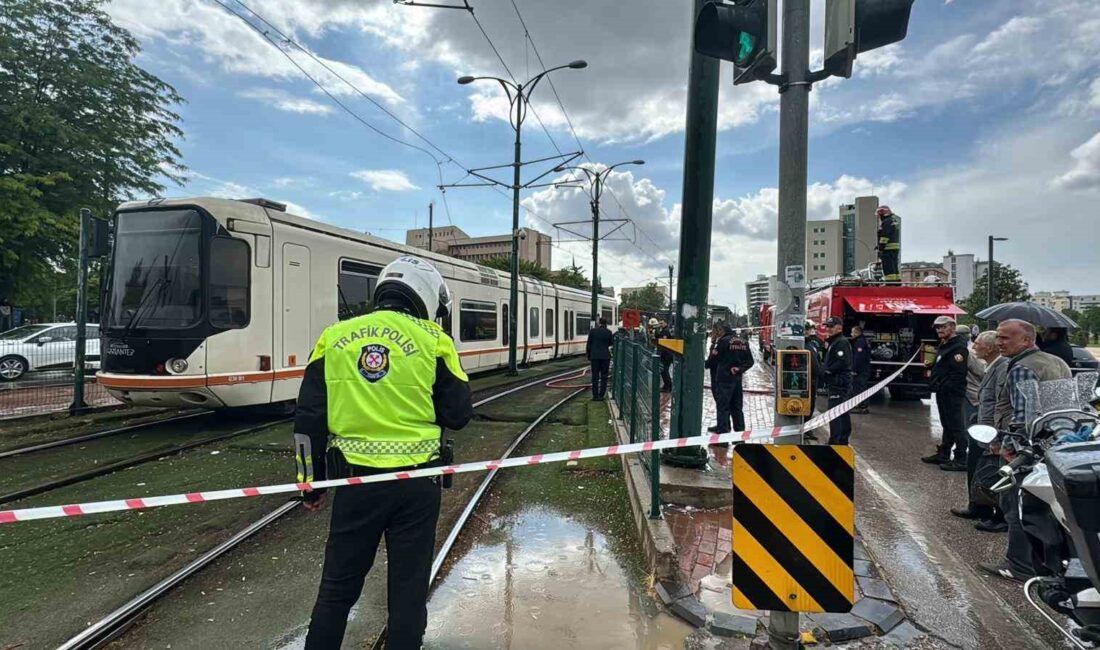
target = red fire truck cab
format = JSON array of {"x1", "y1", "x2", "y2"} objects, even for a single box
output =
[{"x1": 761, "y1": 281, "x2": 966, "y2": 400}]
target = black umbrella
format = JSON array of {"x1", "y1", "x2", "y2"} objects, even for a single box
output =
[{"x1": 976, "y1": 301, "x2": 1078, "y2": 328}]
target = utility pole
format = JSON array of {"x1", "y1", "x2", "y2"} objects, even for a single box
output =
[
  {"x1": 664, "y1": 0, "x2": 720, "y2": 467},
  {"x1": 428, "y1": 201, "x2": 434, "y2": 252},
  {"x1": 591, "y1": 174, "x2": 599, "y2": 325},
  {"x1": 769, "y1": 0, "x2": 811, "y2": 646},
  {"x1": 668, "y1": 264, "x2": 674, "y2": 317},
  {"x1": 70, "y1": 209, "x2": 92, "y2": 415}
]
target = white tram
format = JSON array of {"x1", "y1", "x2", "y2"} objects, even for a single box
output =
[{"x1": 96, "y1": 197, "x2": 616, "y2": 409}]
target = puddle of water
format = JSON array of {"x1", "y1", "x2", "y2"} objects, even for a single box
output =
[{"x1": 425, "y1": 508, "x2": 693, "y2": 650}]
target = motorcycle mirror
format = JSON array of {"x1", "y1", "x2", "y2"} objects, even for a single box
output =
[{"x1": 968, "y1": 424, "x2": 998, "y2": 444}]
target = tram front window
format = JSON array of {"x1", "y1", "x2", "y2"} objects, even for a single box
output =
[{"x1": 106, "y1": 209, "x2": 203, "y2": 331}]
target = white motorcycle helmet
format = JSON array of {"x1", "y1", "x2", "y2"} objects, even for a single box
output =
[{"x1": 373, "y1": 255, "x2": 452, "y2": 320}]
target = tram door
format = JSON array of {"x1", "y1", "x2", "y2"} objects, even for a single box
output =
[{"x1": 282, "y1": 243, "x2": 312, "y2": 369}]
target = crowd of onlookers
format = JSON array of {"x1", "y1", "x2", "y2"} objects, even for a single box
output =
[{"x1": 923, "y1": 317, "x2": 1074, "y2": 582}]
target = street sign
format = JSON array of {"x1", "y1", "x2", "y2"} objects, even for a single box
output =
[
  {"x1": 731, "y1": 444, "x2": 855, "y2": 613},
  {"x1": 622, "y1": 308, "x2": 642, "y2": 330}
]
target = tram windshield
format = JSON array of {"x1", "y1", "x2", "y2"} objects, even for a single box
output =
[{"x1": 105, "y1": 209, "x2": 203, "y2": 331}]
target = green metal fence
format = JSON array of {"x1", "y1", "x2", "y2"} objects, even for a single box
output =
[{"x1": 612, "y1": 335, "x2": 662, "y2": 519}]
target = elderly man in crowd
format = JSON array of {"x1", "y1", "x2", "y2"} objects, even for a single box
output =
[
  {"x1": 951, "y1": 331, "x2": 1003, "y2": 528},
  {"x1": 978, "y1": 319, "x2": 1072, "y2": 582}
]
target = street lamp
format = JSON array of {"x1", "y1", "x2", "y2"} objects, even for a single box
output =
[
  {"x1": 988, "y1": 236, "x2": 1008, "y2": 319},
  {"x1": 457, "y1": 60, "x2": 587, "y2": 375},
  {"x1": 553, "y1": 159, "x2": 645, "y2": 328}
]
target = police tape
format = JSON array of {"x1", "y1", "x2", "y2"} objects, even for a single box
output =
[{"x1": 0, "y1": 350, "x2": 921, "y2": 525}]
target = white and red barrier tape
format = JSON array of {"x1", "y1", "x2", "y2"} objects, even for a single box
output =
[{"x1": 0, "y1": 351, "x2": 920, "y2": 525}]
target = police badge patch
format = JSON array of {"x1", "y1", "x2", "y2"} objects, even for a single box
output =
[{"x1": 358, "y1": 344, "x2": 390, "y2": 382}]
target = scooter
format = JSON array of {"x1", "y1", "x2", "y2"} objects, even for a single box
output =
[{"x1": 969, "y1": 371, "x2": 1100, "y2": 649}]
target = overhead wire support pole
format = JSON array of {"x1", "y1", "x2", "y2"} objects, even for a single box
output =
[{"x1": 453, "y1": 63, "x2": 588, "y2": 375}]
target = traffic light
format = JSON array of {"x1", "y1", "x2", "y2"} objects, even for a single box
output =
[
  {"x1": 694, "y1": 0, "x2": 777, "y2": 85},
  {"x1": 824, "y1": 0, "x2": 915, "y2": 78}
]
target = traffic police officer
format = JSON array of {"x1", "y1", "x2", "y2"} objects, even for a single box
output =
[
  {"x1": 823, "y1": 317, "x2": 853, "y2": 445},
  {"x1": 923, "y1": 315, "x2": 969, "y2": 471},
  {"x1": 295, "y1": 255, "x2": 474, "y2": 650},
  {"x1": 876, "y1": 206, "x2": 901, "y2": 282}
]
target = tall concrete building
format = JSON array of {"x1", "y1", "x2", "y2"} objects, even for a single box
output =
[
  {"x1": 900, "y1": 261, "x2": 948, "y2": 285},
  {"x1": 744, "y1": 274, "x2": 773, "y2": 325},
  {"x1": 943, "y1": 252, "x2": 977, "y2": 302},
  {"x1": 1033, "y1": 290, "x2": 1073, "y2": 313},
  {"x1": 806, "y1": 196, "x2": 879, "y2": 283},
  {"x1": 406, "y1": 225, "x2": 553, "y2": 270}
]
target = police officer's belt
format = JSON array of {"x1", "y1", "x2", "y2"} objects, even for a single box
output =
[{"x1": 328, "y1": 437, "x2": 440, "y2": 457}]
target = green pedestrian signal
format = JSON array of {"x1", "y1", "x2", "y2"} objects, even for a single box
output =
[{"x1": 694, "y1": 0, "x2": 777, "y2": 86}]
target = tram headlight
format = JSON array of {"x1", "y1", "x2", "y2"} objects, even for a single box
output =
[{"x1": 167, "y1": 358, "x2": 189, "y2": 374}]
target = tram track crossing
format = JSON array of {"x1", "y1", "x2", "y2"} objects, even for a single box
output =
[{"x1": 43, "y1": 365, "x2": 588, "y2": 649}]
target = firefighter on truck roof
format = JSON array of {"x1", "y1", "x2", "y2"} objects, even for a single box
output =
[
  {"x1": 876, "y1": 205, "x2": 901, "y2": 282},
  {"x1": 294, "y1": 255, "x2": 474, "y2": 649}
]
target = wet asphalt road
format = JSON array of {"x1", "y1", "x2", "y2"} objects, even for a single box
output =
[{"x1": 850, "y1": 392, "x2": 1065, "y2": 649}]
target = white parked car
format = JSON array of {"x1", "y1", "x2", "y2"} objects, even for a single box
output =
[{"x1": 0, "y1": 323, "x2": 100, "y2": 382}]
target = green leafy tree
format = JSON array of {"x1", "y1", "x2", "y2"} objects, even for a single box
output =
[
  {"x1": 1077, "y1": 306, "x2": 1100, "y2": 346},
  {"x1": 550, "y1": 261, "x2": 590, "y2": 290},
  {"x1": 961, "y1": 261, "x2": 1030, "y2": 318},
  {"x1": 0, "y1": 0, "x2": 185, "y2": 318},
  {"x1": 620, "y1": 283, "x2": 666, "y2": 312}
]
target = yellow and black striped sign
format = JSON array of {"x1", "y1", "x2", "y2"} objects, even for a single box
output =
[{"x1": 731, "y1": 444, "x2": 855, "y2": 613}]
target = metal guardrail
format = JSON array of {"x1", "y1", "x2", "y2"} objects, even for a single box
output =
[
  {"x1": 612, "y1": 335, "x2": 662, "y2": 518},
  {"x1": 0, "y1": 327, "x2": 119, "y2": 419}
]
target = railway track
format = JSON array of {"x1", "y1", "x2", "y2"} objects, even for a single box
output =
[
  {"x1": 56, "y1": 366, "x2": 587, "y2": 650},
  {"x1": 0, "y1": 411, "x2": 209, "y2": 459}
]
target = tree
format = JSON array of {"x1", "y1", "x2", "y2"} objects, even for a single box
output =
[
  {"x1": 620, "y1": 283, "x2": 666, "y2": 312},
  {"x1": 961, "y1": 261, "x2": 1029, "y2": 318},
  {"x1": 550, "y1": 261, "x2": 590, "y2": 290},
  {"x1": 0, "y1": 0, "x2": 185, "y2": 313},
  {"x1": 1077, "y1": 306, "x2": 1100, "y2": 346}
]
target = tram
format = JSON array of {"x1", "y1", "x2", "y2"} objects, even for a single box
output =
[{"x1": 96, "y1": 197, "x2": 616, "y2": 409}]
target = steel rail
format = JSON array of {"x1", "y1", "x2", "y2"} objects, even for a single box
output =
[
  {"x1": 58, "y1": 366, "x2": 587, "y2": 649},
  {"x1": 0, "y1": 418, "x2": 291, "y2": 505},
  {"x1": 0, "y1": 411, "x2": 209, "y2": 460}
]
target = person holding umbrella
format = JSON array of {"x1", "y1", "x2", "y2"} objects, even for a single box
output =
[{"x1": 1038, "y1": 327, "x2": 1075, "y2": 366}]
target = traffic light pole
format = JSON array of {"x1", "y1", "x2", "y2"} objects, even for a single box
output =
[
  {"x1": 770, "y1": 0, "x2": 811, "y2": 646},
  {"x1": 665, "y1": 0, "x2": 719, "y2": 467}
]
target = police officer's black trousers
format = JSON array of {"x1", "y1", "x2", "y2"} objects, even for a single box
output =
[
  {"x1": 881, "y1": 250, "x2": 899, "y2": 280},
  {"x1": 306, "y1": 477, "x2": 441, "y2": 650},
  {"x1": 590, "y1": 359, "x2": 610, "y2": 399},
  {"x1": 935, "y1": 390, "x2": 967, "y2": 462},
  {"x1": 660, "y1": 359, "x2": 672, "y2": 391},
  {"x1": 714, "y1": 381, "x2": 745, "y2": 433},
  {"x1": 827, "y1": 391, "x2": 852, "y2": 445}
]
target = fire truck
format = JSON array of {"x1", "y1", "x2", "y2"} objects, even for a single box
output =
[{"x1": 759, "y1": 278, "x2": 965, "y2": 400}]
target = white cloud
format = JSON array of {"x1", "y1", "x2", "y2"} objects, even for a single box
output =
[
  {"x1": 350, "y1": 169, "x2": 420, "y2": 192},
  {"x1": 330, "y1": 189, "x2": 364, "y2": 201},
  {"x1": 1052, "y1": 132, "x2": 1100, "y2": 191},
  {"x1": 107, "y1": 0, "x2": 404, "y2": 106},
  {"x1": 239, "y1": 88, "x2": 333, "y2": 115}
]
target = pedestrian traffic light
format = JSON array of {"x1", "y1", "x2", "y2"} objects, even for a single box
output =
[
  {"x1": 824, "y1": 0, "x2": 915, "y2": 78},
  {"x1": 694, "y1": 0, "x2": 777, "y2": 85}
]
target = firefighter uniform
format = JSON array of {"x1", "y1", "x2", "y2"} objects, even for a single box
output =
[
  {"x1": 295, "y1": 259, "x2": 474, "y2": 650},
  {"x1": 877, "y1": 212, "x2": 901, "y2": 282}
]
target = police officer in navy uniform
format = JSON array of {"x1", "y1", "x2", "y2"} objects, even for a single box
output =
[
  {"x1": 585, "y1": 317, "x2": 614, "y2": 400},
  {"x1": 823, "y1": 317, "x2": 854, "y2": 445},
  {"x1": 295, "y1": 256, "x2": 474, "y2": 649},
  {"x1": 849, "y1": 325, "x2": 872, "y2": 414},
  {"x1": 923, "y1": 315, "x2": 969, "y2": 471},
  {"x1": 708, "y1": 323, "x2": 755, "y2": 433}
]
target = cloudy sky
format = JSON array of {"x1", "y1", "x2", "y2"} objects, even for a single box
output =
[{"x1": 107, "y1": 0, "x2": 1100, "y2": 311}]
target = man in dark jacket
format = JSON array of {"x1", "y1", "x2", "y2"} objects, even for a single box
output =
[
  {"x1": 849, "y1": 325, "x2": 872, "y2": 414},
  {"x1": 709, "y1": 323, "x2": 755, "y2": 433},
  {"x1": 1038, "y1": 327, "x2": 1074, "y2": 366},
  {"x1": 585, "y1": 318, "x2": 614, "y2": 400},
  {"x1": 657, "y1": 318, "x2": 673, "y2": 392},
  {"x1": 823, "y1": 317, "x2": 854, "y2": 445},
  {"x1": 923, "y1": 315, "x2": 969, "y2": 470}
]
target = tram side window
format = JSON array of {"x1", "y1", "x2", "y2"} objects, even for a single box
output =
[
  {"x1": 460, "y1": 300, "x2": 498, "y2": 342},
  {"x1": 601, "y1": 307, "x2": 613, "y2": 325},
  {"x1": 529, "y1": 307, "x2": 540, "y2": 338},
  {"x1": 502, "y1": 303, "x2": 509, "y2": 345},
  {"x1": 338, "y1": 260, "x2": 381, "y2": 321},
  {"x1": 209, "y1": 237, "x2": 250, "y2": 329},
  {"x1": 576, "y1": 313, "x2": 591, "y2": 338},
  {"x1": 545, "y1": 308, "x2": 554, "y2": 337}
]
